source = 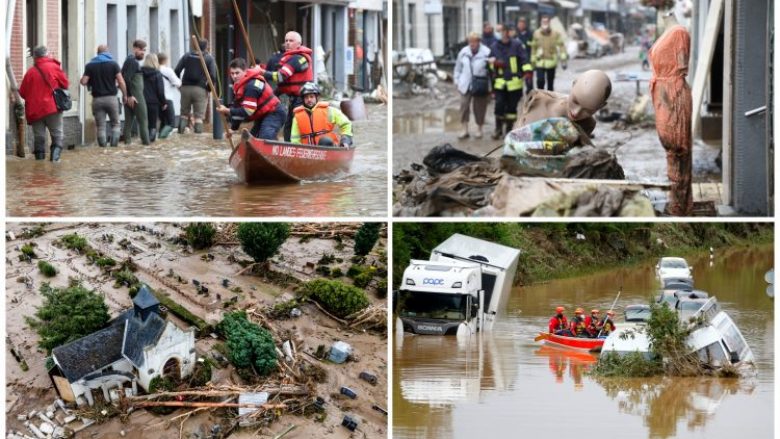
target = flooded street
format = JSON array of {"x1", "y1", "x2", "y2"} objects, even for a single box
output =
[
  {"x1": 392, "y1": 46, "x2": 721, "y2": 185},
  {"x1": 393, "y1": 246, "x2": 773, "y2": 438},
  {"x1": 6, "y1": 103, "x2": 387, "y2": 217}
]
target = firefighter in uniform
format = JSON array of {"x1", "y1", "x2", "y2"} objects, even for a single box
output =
[
  {"x1": 584, "y1": 309, "x2": 601, "y2": 337},
  {"x1": 217, "y1": 58, "x2": 286, "y2": 140},
  {"x1": 488, "y1": 23, "x2": 533, "y2": 139},
  {"x1": 530, "y1": 15, "x2": 568, "y2": 91},
  {"x1": 256, "y1": 31, "x2": 313, "y2": 142},
  {"x1": 569, "y1": 308, "x2": 587, "y2": 337},
  {"x1": 548, "y1": 306, "x2": 570, "y2": 336},
  {"x1": 290, "y1": 82, "x2": 353, "y2": 147}
]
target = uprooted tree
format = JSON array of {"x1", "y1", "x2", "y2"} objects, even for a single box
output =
[
  {"x1": 237, "y1": 223, "x2": 290, "y2": 263},
  {"x1": 185, "y1": 223, "x2": 217, "y2": 250},
  {"x1": 299, "y1": 279, "x2": 370, "y2": 318},
  {"x1": 26, "y1": 283, "x2": 111, "y2": 353},
  {"x1": 218, "y1": 311, "x2": 277, "y2": 376}
]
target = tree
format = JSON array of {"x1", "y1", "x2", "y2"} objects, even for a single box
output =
[
  {"x1": 26, "y1": 283, "x2": 110, "y2": 353},
  {"x1": 185, "y1": 223, "x2": 217, "y2": 250},
  {"x1": 354, "y1": 223, "x2": 381, "y2": 256},
  {"x1": 237, "y1": 223, "x2": 290, "y2": 263},
  {"x1": 300, "y1": 279, "x2": 370, "y2": 318},
  {"x1": 218, "y1": 312, "x2": 277, "y2": 375}
]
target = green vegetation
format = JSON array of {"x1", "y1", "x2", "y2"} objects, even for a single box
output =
[
  {"x1": 26, "y1": 283, "x2": 111, "y2": 353},
  {"x1": 20, "y1": 225, "x2": 47, "y2": 239},
  {"x1": 347, "y1": 264, "x2": 379, "y2": 289},
  {"x1": 185, "y1": 223, "x2": 217, "y2": 250},
  {"x1": 19, "y1": 243, "x2": 37, "y2": 261},
  {"x1": 299, "y1": 279, "x2": 369, "y2": 318},
  {"x1": 60, "y1": 233, "x2": 88, "y2": 252},
  {"x1": 237, "y1": 223, "x2": 290, "y2": 263},
  {"x1": 393, "y1": 223, "x2": 773, "y2": 287},
  {"x1": 94, "y1": 257, "x2": 116, "y2": 269},
  {"x1": 37, "y1": 260, "x2": 58, "y2": 277},
  {"x1": 330, "y1": 267, "x2": 344, "y2": 278},
  {"x1": 218, "y1": 312, "x2": 277, "y2": 375},
  {"x1": 266, "y1": 299, "x2": 301, "y2": 319},
  {"x1": 317, "y1": 254, "x2": 336, "y2": 265},
  {"x1": 354, "y1": 223, "x2": 382, "y2": 256},
  {"x1": 591, "y1": 351, "x2": 662, "y2": 377},
  {"x1": 155, "y1": 291, "x2": 209, "y2": 333}
]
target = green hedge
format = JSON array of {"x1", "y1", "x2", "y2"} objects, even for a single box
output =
[{"x1": 300, "y1": 279, "x2": 369, "y2": 318}]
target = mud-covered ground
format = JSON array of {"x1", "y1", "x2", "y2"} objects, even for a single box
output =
[
  {"x1": 5, "y1": 223, "x2": 387, "y2": 439},
  {"x1": 392, "y1": 46, "x2": 721, "y2": 185},
  {"x1": 6, "y1": 102, "x2": 388, "y2": 218}
]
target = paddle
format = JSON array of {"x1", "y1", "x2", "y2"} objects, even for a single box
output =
[
  {"x1": 534, "y1": 332, "x2": 550, "y2": 342},
  {"x1": 231, "y1": 0, "x2": 257, "y2": 68},
  {"x1": 597, "y1": 286, "x2": 622, "y2": 338},
  {"x1": 190, "y1": 35, "x2": 235, "y2": 150}
]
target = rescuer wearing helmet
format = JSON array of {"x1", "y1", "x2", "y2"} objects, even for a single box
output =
[
  {"x1": 290, "y1": 82, "x2": 353, "y2": 147},
  {"x1": 584, "y1": 309, "x2": 601, "y2": 337},
  {"x1": 569, "y1": 308, "x2": 587, "y2": 337},
  {"x1": 548, "y1": 306, "x2": 570, "y2": 335}
]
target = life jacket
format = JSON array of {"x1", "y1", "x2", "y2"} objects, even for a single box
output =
[
  {"x1": 293, "y1": 102, "x2": 339, "y2": 145},
  {"x1": 233, "y1": 67, "x2": 280, "y2": 121},
  {"x1": 276, "y1": 47, "x2": 314, "y2": 96},
  {"x1": 571, "y1": 316, "x2": 586, "y2": 335},
  {"x1": 552, "y1": 316, "x2": 566, "y2": 331}
]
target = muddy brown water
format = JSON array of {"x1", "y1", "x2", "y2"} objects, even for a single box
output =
[
  {"x1": 393, "y1": 246, "x2": 773, "y2": 438},
  {"x1": 6, "y1": 105, "x2": 387, "y2": 217}
]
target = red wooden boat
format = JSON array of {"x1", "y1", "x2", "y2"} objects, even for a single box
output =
[
  {"x1": 535, "y1": 332, "x2": 605, "y2": 352},
  {"x1": 229, "y1": 129, "x2": 356, "y2": 184}
]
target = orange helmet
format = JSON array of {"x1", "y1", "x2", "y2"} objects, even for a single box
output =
[
  {"x1": 555, "y1": 306, "x2": 565, "y2": 313},
  {"x1": 591, "y1": 309, "x2": 600, "y2": 314},
  {"x1": 574, "y1": 308, "x2": 584, "y2": 314},
  {"x1": 606, "y1": 310, "x2": 615, "y2": 316}
]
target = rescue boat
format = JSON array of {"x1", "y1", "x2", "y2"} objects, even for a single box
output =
[
  {"x1": 229, "y1": 129, "x2": 356, "y2": 184},
  {"x1": 535, "y1": 332, "x2": 606, "y2": 352}
]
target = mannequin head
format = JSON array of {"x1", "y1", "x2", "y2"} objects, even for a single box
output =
[{"x1": 568, "y1": 70, "x2": 611, "y2": 121}]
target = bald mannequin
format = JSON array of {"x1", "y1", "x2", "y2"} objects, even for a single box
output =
[{"x1": 516, "y1": 69, "x2": 611, "y2": 138}]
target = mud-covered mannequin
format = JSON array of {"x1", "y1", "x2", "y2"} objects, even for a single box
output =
[
  {"x1": 516, "y1": 69, "x2": 611, "y2": 141},
  {"x1": 649, "y1": 10, "x2": 692, "y2": 216}
]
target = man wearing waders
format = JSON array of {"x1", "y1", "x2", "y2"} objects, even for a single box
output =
[{"x1": 121, "y1": 39, "x2": 150, "y2": 145}]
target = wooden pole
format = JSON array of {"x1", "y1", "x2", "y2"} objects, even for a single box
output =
[
  {"x1": 190, "y1": 34, "x2": 235, "y2": 149},
  {"x1": 134, "y1": 401, "x2": 287, "y2": 409},
  {"x1": 231, "y1": 0, "x2": 257, "y2": 67},
  {"x1": 6, "y1": 58, "x2": 26, "y2": 157}
]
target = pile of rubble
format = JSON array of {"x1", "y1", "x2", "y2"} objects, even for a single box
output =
[{"x1": 8, "y1": 399, "x2": 95, "y2": 439}]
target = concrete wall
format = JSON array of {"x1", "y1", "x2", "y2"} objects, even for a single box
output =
[
  {"x1": 136, "y1": 322, "x2": 196, "y2": 391},
  {"x1": 395, "y1": 0, "x2": 482, "y2": 56},
  {"x1": 69, "y1": 359, "x2": 135, "y2": 406}
]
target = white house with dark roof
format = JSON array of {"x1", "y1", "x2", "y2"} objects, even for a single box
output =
[{"x1": 49, "y1": 285, "x2": 196, "y2": 406}]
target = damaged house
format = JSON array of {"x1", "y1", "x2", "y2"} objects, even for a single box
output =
[{"x1": 48, "y1": 286, "x2": 197, "y2": 407}]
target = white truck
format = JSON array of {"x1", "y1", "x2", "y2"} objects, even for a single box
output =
[{"x1": 396, "y1": 234, "x2": 520, "y2": 336}]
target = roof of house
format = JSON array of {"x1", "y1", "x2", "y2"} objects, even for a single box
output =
[
  {"x1": 52, "y1": 324, "x2": 126, "y2": 382},
  {"x1": 133, "y1": 285, "x2": 160, "y2": 310},
  {"x1": 122, "y1": 312, "x2": 168, "y2": 368}
]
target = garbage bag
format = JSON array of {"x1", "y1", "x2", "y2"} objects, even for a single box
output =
[{"x1": 422, "y1": 143, "x2": 485, "y2": 174}]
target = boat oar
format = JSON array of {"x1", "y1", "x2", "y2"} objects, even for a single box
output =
[
  {"x1": 597, "y1": 287, "x2": 622, "y2": 338},
  {"x1": 190, "y1": 35, "x2": 234, "y2": 150},
  {"x1": 231, "y1": 0, "x2": 257, "y2": 67},
  {"x1": 534, "y1": 332, "x2": 550, "y2": 342}
]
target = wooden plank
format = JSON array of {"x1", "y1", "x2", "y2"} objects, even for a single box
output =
[
  {"x1": 691, "y1": 0, "x2": 725, "y2": 136},
  {"x1": 52, "y1": 376, "x2": 76, "y2": 403}
]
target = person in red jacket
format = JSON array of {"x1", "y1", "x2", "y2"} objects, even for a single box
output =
[
  {"x1": 569, "y1": 308, "x2": 587, "y2": 337},
  {"x1": 584, "y1": 309, "x2": 601, "y2": 337},
  {"x1": 600, "y1": 310, "x2": 617, "y2": 335},
  {"x1": 548, "y1": 306, "x2": 570, "y2": 335},
  {"x1": 255, "y1": 31, "x2": 313, "y2": 141},
  {"x1": 19, "y1": 46, "x2": 70, "y2": 161},
  {"x1": 217, "y1": 58, "x2": 286, "y2": 140}
]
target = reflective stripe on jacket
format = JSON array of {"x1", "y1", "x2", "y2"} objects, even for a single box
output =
[
  {"x1": 232, "y1": 67, "x2": 281, "y2": 122},
  {"x1": 271, "y1": 47, "x2": 313, "y2": 96},
  {"x1": 488, "y1": 39, "x2": 532, "y2": 91},
  {"x1": 291, "y1": 101, "x2": 353, "y2": 145},
  {"x1": 530, "y1": 29, "x2": 567, "y2": 69}
]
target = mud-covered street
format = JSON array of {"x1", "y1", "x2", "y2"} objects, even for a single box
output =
[
  {"x1": 5, "y1": 223, "x2": 388, "y2": 438},
  {"x1": 392, "y1": 46, "x2": 721, "y2": 188},
  {"x1": 6, "y1": 103, "x2": 387, "y2": 217}
]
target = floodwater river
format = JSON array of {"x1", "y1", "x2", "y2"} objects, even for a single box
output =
[
  {"x1": 6, "y1": 104, "x2": 387, "y2": 217},
  {"x1": 393, "y1": 246, "x2": 773, "y2": 438}
]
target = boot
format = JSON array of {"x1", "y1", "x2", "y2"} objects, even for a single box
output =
[
  {"x1": 178, "y1": 118, "x2": 187, "y2": 134},
  {"x1": 34, "y1": 151, "x2": 46, "y2": 160},
  {"x1": 491, "y1": 121, "x2": 504, "y2": 140},
  {"x1": 194, "y1": 122, "x2": 204, "y2": 134},
  {"x1": 34, "y1": 139, "x2": 46, "y2": 160},
  {"x1": 97, "y1": 135, "x2": 107, "y2": 147},
  {"x1": 475, "y1": 125, "x2": 483, "y2": 139},
  {"x1": 50, "y1": 144, "x2": 62, "y2": 162},
  {"x1": 504, "y1": 120, "x2": 514, "y2": 135},
  {"x1": 149, "y1": 128, "x2": 157, "y2": 143},
  {"x1": 159, "y1": 125, "x2": 174, "y2": 139},
  {"x1": 457, "y1": 122, "x2": 470, "y2": 139},
  {"x1": 110, "y1": 131, "x2": 120, "y2": 147}
]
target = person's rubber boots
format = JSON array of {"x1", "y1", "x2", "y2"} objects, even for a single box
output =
[
  {"x1": 159, "y1": 125, "x2": 174, "y2": 139},
  {"x1": 178, "y1": 118, "x2": 187, "y2": 134},
  {"x1": 491, "y1": 122, "x2": 503, "y2": 140},
  {"x1": 194, "y1": 122, "x2": 204, "y2": 134},
  {"x1": 457, "y1": 123, "x2": 470, "y2": 139},
  {"x1": 50, "y1": 144, "x2": 62, "y2": 162},
  {"x1": 97, "y1": 135, "x2": 107, "y2": 147},
  {"x1": 475, "y1": 125, "x2": 483, "y2": 139},
  {"x1": 110, "y1": 131, "x2": 120, "y2": 147},
  {"x1": 149, "y1": 128, "x2": 157, "y2": 143},
  {"x1": 34, "y1": 139, "x2": 46, "y2": 160}
]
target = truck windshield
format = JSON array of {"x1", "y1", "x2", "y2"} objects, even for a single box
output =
[{"x1": 398, "y1": 291, "x2": 467, "y2": 321}]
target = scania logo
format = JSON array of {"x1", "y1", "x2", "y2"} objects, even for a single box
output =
[
  {"x1": 422, "y1": 278, "x2": 445, "y2": 286},
  {"x1": 417, "y1": 325, "x2": 444, "y2": 332}
]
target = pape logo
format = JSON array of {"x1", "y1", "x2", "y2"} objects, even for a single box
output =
[{"x1": 422, "y1": 278, "x2": 445, "y2": 286}]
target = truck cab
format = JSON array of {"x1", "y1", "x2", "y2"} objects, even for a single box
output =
[{"x1": 397, "y1": 234, "x2": 521, "y2": 336}]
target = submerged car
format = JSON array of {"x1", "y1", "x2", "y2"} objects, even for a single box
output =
[{"x1": 656, "y1": 257, "x2": 693, "y2": 282}]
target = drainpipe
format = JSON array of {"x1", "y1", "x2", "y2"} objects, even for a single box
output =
[
  {"x1": 5, "y1": 0, "x2": 16, "y2": 56},
  {"x1": 363, "y1": 11, "x2": 369, "y2": 90}
]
